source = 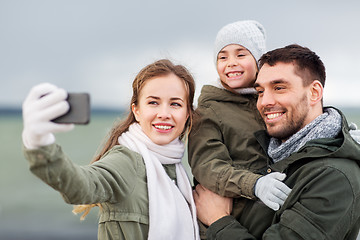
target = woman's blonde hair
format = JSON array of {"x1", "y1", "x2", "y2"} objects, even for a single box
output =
[{"x1": 73, "y1": 59, "x2": 196, "y2": 219}]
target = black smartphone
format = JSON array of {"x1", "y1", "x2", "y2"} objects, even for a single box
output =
[{"x1": 52, "y1": 93, "x2": 90, "y2": 124}]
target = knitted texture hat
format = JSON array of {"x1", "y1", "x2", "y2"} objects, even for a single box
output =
[{"x1": 214, "y1": 20, "x2": 266, "y2": 65}]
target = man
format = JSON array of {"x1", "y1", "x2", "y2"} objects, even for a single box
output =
[{"x1": 193, "y1": 44, "x2": 360, "y2": 239}]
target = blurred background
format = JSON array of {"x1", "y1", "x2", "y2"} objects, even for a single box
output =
[{"x1": 1, "y1": 0, "x2": 360, "y2": 239}]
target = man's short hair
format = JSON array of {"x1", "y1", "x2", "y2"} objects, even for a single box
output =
[{"x1": 258, "y1": 44, "x2": 326, "y2": 87}]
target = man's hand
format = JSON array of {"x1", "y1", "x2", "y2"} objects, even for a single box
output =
[{"x1": 193, "y1": 184, "x2": 233, "y2": 226}]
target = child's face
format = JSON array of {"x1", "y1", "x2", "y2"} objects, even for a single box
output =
[
  {"x1": 216, "y1": 44, "x2": 258, "y2": 89},
  {"x1": 132, "y1": 73, "x2": 189, "y2": 145}
]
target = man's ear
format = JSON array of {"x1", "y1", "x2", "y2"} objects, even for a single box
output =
[
  {"x1": 132, "y1": 103, "x2": 139, "y2": 122},
  {"x1": 309, "y1": 80, "x2": 323, "y2": 105}
]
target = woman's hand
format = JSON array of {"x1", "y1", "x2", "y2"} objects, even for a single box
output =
[{"x1": 22, "y1": 83, "x2": 74, "y2": 149}]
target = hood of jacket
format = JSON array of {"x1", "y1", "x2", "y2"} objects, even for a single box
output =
[{"x1": 197, "y1": 85, "x2": 258, "y2": 106}]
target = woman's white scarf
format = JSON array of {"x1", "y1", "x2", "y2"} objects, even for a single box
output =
[{"x1": 118, "y1": 123, "x2": 199, "y2": 240}]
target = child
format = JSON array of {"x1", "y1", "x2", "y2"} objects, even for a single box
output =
[
  {"x1": 188, "y1": 20, "x2": 291, "y2": 226},
  {"x1": 22, "y1": 59, "x2": 200, "y2": 240}
]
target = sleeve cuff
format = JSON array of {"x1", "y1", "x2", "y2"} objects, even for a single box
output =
[
  {"x1": 207, "y1": 215, "x2": 236, "y2": 238},
  {"x1": 242, "y1": 173, "x2": 262, "y2": 199},
  {"x1": 23, "y1": 143, "x2": 61, "y2": 166}
]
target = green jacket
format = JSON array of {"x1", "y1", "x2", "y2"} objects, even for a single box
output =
[
  {"x1": 188, "y1": 85, "x2": 267, "y2": 199},
  {"x1": 24, "y1": 144, "x2": 177, "y2": 240},
  {"x1": 207, "y1": 108, "x2": 360, "y2": 240}
]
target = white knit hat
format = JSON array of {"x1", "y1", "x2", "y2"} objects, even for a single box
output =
[{"x1": 214, "y1": 20, "x2": 266, "y2": 66}]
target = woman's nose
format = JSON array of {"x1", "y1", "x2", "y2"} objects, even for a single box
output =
[{"x1": 157, "y1": 105, "x2": 171, "y2": 119}]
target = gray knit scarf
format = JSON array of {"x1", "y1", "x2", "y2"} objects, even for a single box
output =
[{"x1": 268, "y1": 108, "x2": 342, "y2": 163}]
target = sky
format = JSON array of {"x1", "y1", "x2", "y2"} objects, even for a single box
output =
[{"x1": 1, "y1": 0, "x2": 360, "y2": 110}]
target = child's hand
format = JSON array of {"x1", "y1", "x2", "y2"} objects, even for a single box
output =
[
  {"x1": 22, "y1": 83, "x2": 74, "y2": 149},
  {"x1": 254, "y1": 172, "x2": 291, "y2": 211},
  {"x1": 349, "y1": 123, "x2": 360, "y2": 144}
]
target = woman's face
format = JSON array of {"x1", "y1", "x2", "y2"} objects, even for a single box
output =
[
  {"x1": 217, "y1": 44, "x2": 258, "y2": 89},
  {"x1": 132, "y1": 73, "x2": 189, "y2": 145}
]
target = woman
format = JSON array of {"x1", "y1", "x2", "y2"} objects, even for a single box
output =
[{"x1": 22, "y1": 59, "x2": 200, "y2": 240}]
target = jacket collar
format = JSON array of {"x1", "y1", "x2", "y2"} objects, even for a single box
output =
[
  {"x1": 198, "y1": 85, "x2": 257, "y2": 105},
  {"x1": 255, "y1": 107, "x2": 360, "y2": 173}
]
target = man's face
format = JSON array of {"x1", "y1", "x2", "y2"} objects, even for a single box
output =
[{"x1": 255, "y1": 62, "x2": 313, "y2": 141}]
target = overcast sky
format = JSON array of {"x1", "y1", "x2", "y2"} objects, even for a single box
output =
[{"x1": 1, "y1": 0, "x2": 360, "y2": 109}]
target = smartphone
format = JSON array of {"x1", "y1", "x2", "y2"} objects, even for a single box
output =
[{"x1": 52, "y1": 93, "x2": 90, "y2": 124}]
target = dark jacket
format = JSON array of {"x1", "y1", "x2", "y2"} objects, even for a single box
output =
[
  {"x1": 188, "y1": 85, "x2": 267, "y2": 199},
  {"x1": 206, "y1": 108, "x2": 360, "y2": 240}
]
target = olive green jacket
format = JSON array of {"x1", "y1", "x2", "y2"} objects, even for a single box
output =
[
  {"x1": 207, "y1": 108, "x2": 360, "y2": 240},
  {"x1": 24, "y1": 144, "x2": 177, "y2": 240},
  {"x1": 188, "y1": 85, "x2": 267, "y2": 199}
]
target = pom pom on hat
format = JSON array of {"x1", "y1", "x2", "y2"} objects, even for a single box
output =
[{"x1": 214, "y1": 20, "x2": 266, "y2": 66}]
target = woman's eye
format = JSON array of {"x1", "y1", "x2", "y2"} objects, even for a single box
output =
[
  {"x1": 171, "y1": 102, "x2": 182, "y2": 107},
  {"x1": 148, "y1": 101, "x2": 158, "y2": 105}
]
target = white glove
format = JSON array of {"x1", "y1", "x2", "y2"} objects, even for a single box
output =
[
  {"x1": 349, "y1": 122, "x2": 360, "y2": 144},
  {"x1": 254, "y1": 172, "x2": 292, "y2": 211},
  {"x1": 22, "y1": 83, "x2": 74, "y2": 149}
]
